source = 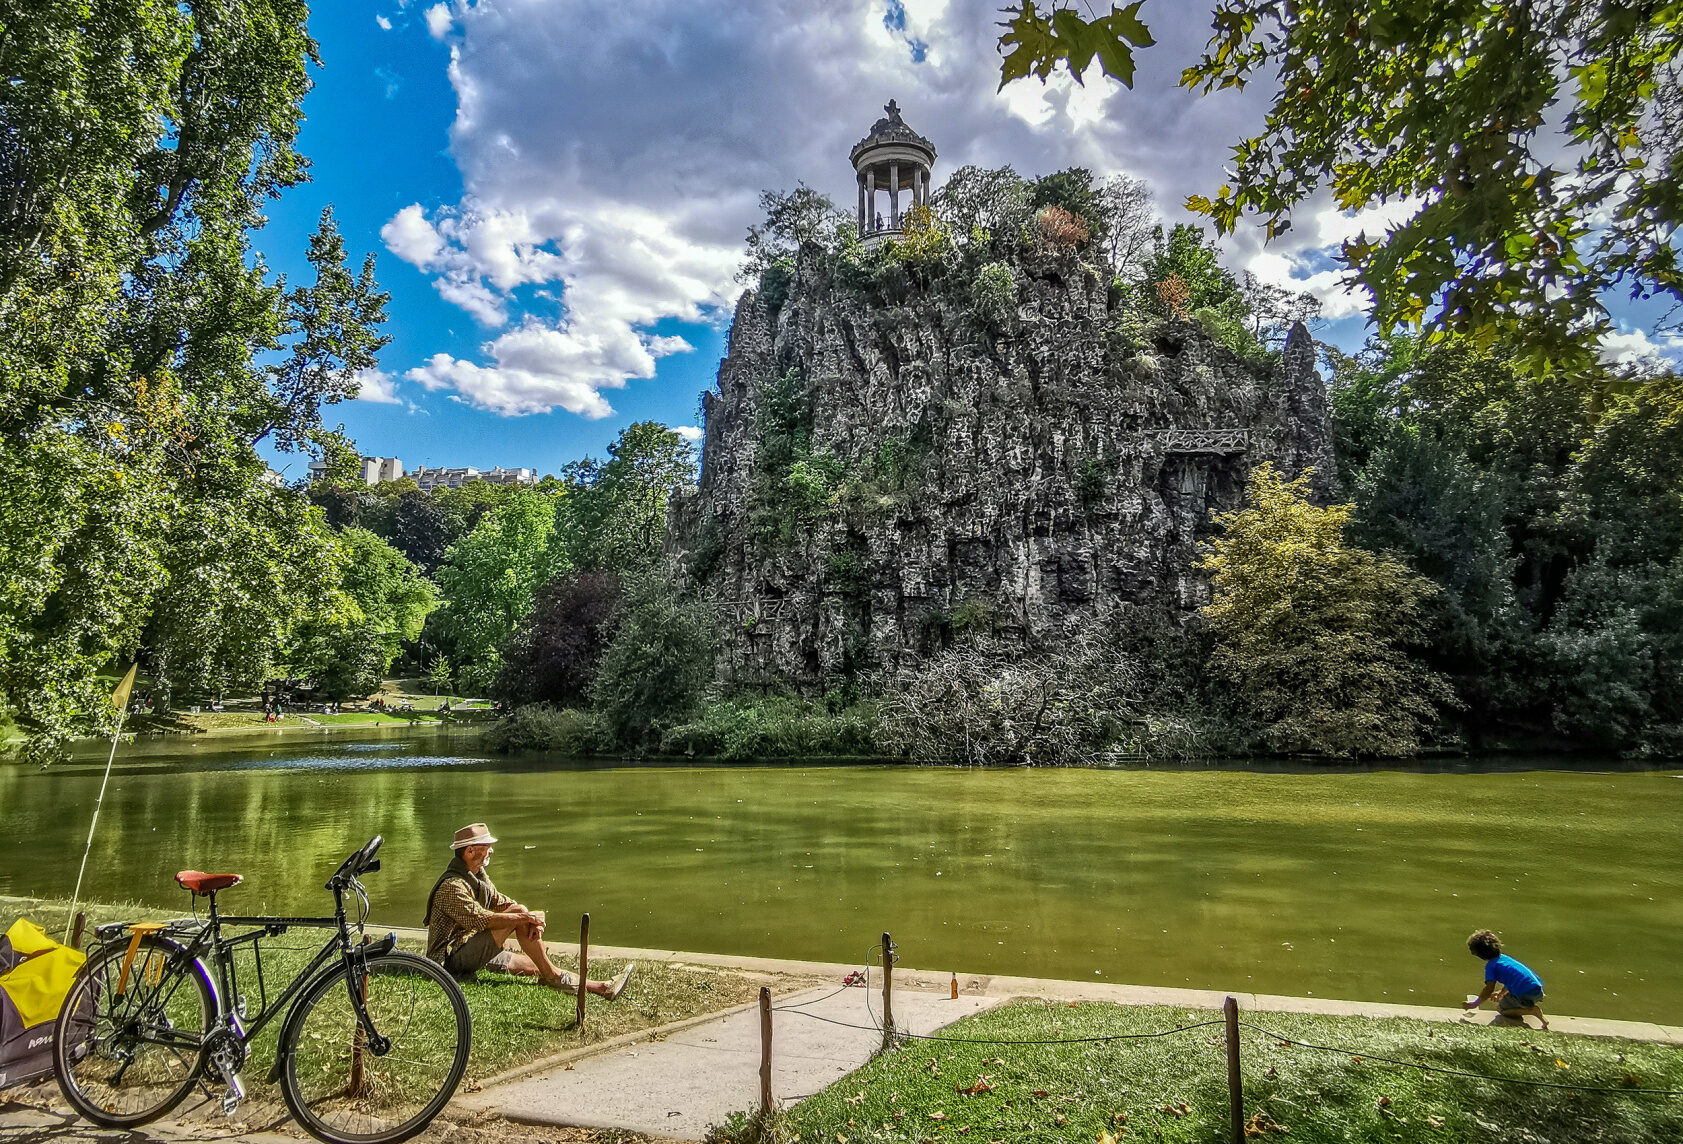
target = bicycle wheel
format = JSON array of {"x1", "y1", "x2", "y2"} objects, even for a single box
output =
[
  {"x1": 279, "y1": 950, "x2": 471, "y2": 1144},
  {"x1": 53, "y1": 934, "x2": 214, "y2": 1127}
]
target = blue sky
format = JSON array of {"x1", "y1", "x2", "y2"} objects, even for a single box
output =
[{"x1": 254, "y1": 1, "x2": 1680, "y2": 480}]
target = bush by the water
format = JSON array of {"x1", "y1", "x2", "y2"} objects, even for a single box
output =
[
  {"x1": 659, "y1": 696, "x2": 877, "y2": 760},
  {"x1": 481, "y1": 703, "x2": 611, "y2": 754},
  {"x1": 591, "y1": 572, "x2": 714, "y2": 748}
]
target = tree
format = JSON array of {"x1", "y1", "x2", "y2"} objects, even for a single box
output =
[
  {"x1": 1200, "y1": 464, "x2": 1454, "y2": 756},
  {"x1": 559, "y1": 422, "x2": 697, "y2": 572},
  {"x1": 381, "y1": 490, "x2": 462, "y2": 576},
  {"x1": 1027, "y1": 167, "x2": 1108, "y2": 243},
  {"x1": 997, "y1": 1, "x2": 1683, "y2": 365},
  {"x1": 591, "y1": 571, "x2": 713, "y2": 748},
  {"x1": 1096, "y1": 173, "x2": 1156, "y2": 281},
  {"x1": 740, "y1": 184, "x2": 848, "y2": 281},
  {"x1": 285, "y1": 529, "x2": 435, "y2": 700},
  {"x1": 0, "y1": 1, "x2": 387, "y2": 755},
  {"x1": 431, "y1": 487, "x2": 560, "y2": 694},
  {"x1": 426, "y1": 654, "x2": 453, "y2": 697},
  {"x1": 494, "y1": 571, "x2": 622, "y2": 707},
  {"x1": 932, "y1": 165, "x2": 1032, "y2": 242}
]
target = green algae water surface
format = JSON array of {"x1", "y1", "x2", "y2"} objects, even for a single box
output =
[{"x1": 2, "y1": 731, "x2": 1678, "y2": 1024}]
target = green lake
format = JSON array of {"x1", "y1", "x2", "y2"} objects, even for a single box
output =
[{"x1": 2, "y1": 729, "x2": 1678, "y2": 1024}]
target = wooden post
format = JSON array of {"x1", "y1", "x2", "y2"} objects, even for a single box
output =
[
  {"x1": 576, "y1": 913, "x2": 591, "y2": 1029},
  {"x1": 70, "y1": 912, "x2": 86, "y2": 948},
  {"x1": 758, "y1": 986, "x2": 773, "y2": 1117},
  {"x1": 1224, "y1": 996, "x2": 1243, "y2": 1144},
  {"x1": 881, "y1": 932, "x2": 896, "y2": 1047}
]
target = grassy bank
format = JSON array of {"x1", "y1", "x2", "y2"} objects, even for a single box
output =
[
  {"x1": 485, "y1": 696, "x2": 879, "y2": 760},
  {"x1": 3, "y1": 896, "x2": 767, "y2": 1089},
  {"x1": 769, "y1": 999, "x2": 1683, "y2": 1144}
]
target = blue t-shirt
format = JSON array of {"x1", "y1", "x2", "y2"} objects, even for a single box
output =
[{"x1": 1485, "y1": 954, "x2": 1544, "y2": 997}]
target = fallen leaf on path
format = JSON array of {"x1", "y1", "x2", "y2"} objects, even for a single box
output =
[
  {"x1": 1376, "y1": 1095, "x2": 1392, "y2": 1109},
  {"x1": 1428, "y1": 1116, "x2": 1444, "y2": 1129},
  {"x1": 845, "y1": 1092, "x2": 866, "y2": 1105},
  {"x1": 928, "y1": 1110, "x2": 947, "y2": 1121},
  {"x1": 1054, "y1": 1114, "x2": 1068, "y2": 1126},
  {"x1": 1031, "y1": 1089, "x2": 1048, "y2": 1098},
  {"x1": 1244, "y1": 1110, "x2": 1288, "y2": 1136},
  {"x1": 1555, "y1": 1059, "x2": 1570, "y2": 1068},
  {"x1": 1097, "y1": 1132, "x2": 1117, "y2": 1144},
  {"x1": 957, "y1": 1076, "x2": 996, "y2": 1096}
]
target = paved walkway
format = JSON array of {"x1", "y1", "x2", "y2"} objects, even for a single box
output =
[{"x1": 457, "y1": 985, "x2": 1000, "y2": 1140}]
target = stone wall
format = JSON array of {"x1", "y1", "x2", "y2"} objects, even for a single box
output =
[{"x1": 669, "y1": 244, "x2": 1336, "y2": 689}]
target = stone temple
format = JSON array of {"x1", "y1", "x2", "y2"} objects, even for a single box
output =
[{"x1": 671, "y1": 103, "x2": 1337, "y2": 689}]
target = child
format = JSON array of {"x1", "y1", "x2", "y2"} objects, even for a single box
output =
[{"x1": 1463, "y1": 929, "x2": 1548, "y2": 1031}]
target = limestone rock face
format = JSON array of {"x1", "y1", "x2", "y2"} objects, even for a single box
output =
[{"x1": 670, "y1": 247, "x2": 1336, "y2": 688}]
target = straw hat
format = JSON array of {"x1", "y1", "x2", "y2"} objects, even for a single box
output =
[{"x1": 451, "y1": 822, "x2": 498, "y2": 850}]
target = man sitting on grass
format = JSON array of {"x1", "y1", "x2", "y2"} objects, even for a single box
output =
[{"x1": 424, "y1": 822, "x2": 633, "y2": 998}]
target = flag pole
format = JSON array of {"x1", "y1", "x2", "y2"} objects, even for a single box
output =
[{"x1": 66, "y1": 663, "x2": 137, "y2": 945}]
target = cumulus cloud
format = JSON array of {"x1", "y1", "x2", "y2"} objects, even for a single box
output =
[
  {"x1": 376, "y1": 14, "x2": 392, "y2": 30},
  {"x1": 673, "y1": 425, "x2": 704, "y2": 441},
  {"x1": 1599, "y1": 327, "x2": 1682, "y2": 374},
  {"x1": 424, "y1": 2, "x2": 452, "y2": 39},
  {"x1": 353, "y1": 368, "x2": 402, "y2": 405},
  {"x1": 398, "y1": 0, "x2": 1664, "y2": 417}
]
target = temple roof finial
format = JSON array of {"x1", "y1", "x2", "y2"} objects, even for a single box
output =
[{"x1": 884, "y1": 99, "x2": 901, "y2": 123}]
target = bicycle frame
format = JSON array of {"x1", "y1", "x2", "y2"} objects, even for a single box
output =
[{"x1": 103, "y1": 877, "x2": 393, "y2": 1060}]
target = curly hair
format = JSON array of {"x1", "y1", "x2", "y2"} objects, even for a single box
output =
[{"x1": 1467, "y1": 929, "x2": 1502, "y2": 959}]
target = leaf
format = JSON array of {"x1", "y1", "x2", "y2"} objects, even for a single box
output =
[{"x1": 1051, "y1": 9, "x2": 1097, "y2": 81}]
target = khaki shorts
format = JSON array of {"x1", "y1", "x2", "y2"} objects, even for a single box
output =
[{"x1": 442, "y1": 929, "x2": 515, "y2": 979}]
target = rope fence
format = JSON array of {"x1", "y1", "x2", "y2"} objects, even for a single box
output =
[{"x1": 754, "y1": 930, "x2": 1683, "y2": 1141}]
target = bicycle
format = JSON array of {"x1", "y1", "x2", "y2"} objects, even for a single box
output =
[{"x1": 52, "y1": 835, "x2": 472, "y2": 1144}]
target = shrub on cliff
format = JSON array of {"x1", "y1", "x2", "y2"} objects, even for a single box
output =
[
  {"x1": 1200, "y1": 464, "x2": 1455, "y2": 757},
  {"x1": 877, "y1": 632, "x2": 1144, "y2": 766}
]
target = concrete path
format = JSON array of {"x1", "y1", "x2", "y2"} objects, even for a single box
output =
[{"x1": 459, "y1": 985, "x2": 1002, "y2": 1141}]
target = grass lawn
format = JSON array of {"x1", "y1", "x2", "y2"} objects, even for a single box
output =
[
  {"x1": 4, "y1": 896, "x2": 762, "y2": 1093},
  {"x1": 778, "y1": 999, "x2": 1683, "y2": 1144}
]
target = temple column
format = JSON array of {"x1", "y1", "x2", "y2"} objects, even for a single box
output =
[
  {"x1": 866, "y1": 168, "x2": 876, "y2": 230},
  {"x1": 890, "y1": 161, "x2": 900, "y2": 228},
  {"x1": 857, "y1": 173, "x2": 866, "y2": 235}
]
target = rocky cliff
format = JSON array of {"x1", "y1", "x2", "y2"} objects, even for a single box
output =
[{"x1": 670, "y1": 244, "x2": 1336, "y2": 689}]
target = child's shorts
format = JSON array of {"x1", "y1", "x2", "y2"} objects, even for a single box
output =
[{"x1": 1497, "y1": 990, "x2": 1544, "y2": 1012}]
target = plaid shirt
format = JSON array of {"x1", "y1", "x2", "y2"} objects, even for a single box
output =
[{"x1": 424, "y1": 856, "x2": 513, "y2": 962}]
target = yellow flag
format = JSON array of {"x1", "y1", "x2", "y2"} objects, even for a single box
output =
[{"x1": 110, "y1": 663, "x2": 138, "y2": 713}]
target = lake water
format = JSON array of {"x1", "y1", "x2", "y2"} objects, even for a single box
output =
[{"x1": 2, "y1": 729, "x2": 1678, "y2": 1023}]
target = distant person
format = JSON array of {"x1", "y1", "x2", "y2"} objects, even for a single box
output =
[
  {"x1": 1463, "y1": 929, "x2": 1548, "y2": 1030},
  {"x1": 424, "y1": 822, "x2": 634, "y2": 999}
]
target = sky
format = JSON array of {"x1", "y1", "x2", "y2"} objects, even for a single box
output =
[{"x1": 255, "y1": 0, "x2": 1683, "y2": 480}]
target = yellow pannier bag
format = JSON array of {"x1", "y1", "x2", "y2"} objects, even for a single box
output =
[{"x1": 0, "y1": 918, "x2": 88, "y2": 1089}]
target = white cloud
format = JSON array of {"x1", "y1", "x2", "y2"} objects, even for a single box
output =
[
  {"x1": 673, "y1": 424, "x2": 704, "y2": 441},
  {"x1": 380, "y1": 204, "x2": 443, "y2": 268},
  {"x1": 1599, "y1": 327, "x2": 1681, "y2": 373},
  {"x1": 353, "y1": 368, "x2": 402, "y2": 405},
  {"x1": 393, "y1": 0, "x2": 1494, "y2": 416},
  {"x1": 376, "y1": 14, "x2": 392, "y2": 30},
  {"x1": 424, "y1": 2, "x2": 452, "y2": 39}
]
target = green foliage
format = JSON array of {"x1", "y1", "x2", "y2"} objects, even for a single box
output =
[
  {"x1": 997, "y1": 1, "x2": 1154, "y2": 89},
  {"x1": 1200, "y1": 465, "x2": 1455, "y2": 757},
  {"x1": 1142, "y1": 224, "x2": 1243, "y2": 316},
  {"x1": 932, "y1": 166, "x2": 1031, "y2": 245},
  {"x1": 431, "y1": 487, "x2": 560, "y2": 694},
  {"x1": 879, "y1": 632, "x2": 1146, "y2": 765},
  {"x1": 970, "y1": 261, "x2": 1018, "y2": 328},
  {"x1": 591, "y1": 571, "x2": 714, "y2": 748},
  {"x1": 559, "y1": 421, "x2": 697, "y2": 573},
  {"x1": 1073, "y1": 452, "x2": 1110, "y2": 509},
  {"x1": 740, "y1": 184, "x2": 847, "y2": 282},
  {"x1": 482, "y1": 703, "x2": 611, "y2": 755},
  {"x1": 286, "y1": 529, "x2": 437, "y2": 699},
  {"x1": 749, "y1": 369, "x2": 838, "y2": 548},
  {"x1": 1001, "y1": 1, "x2": 1683, "y2": 365},
  {"x1": 659, "y1": 696, "x2": 878, "y2": 761},
  {"x1": 425, "y1": 654, "x2": 453, "y2": 696},
  {"x1": 0, "y1": 0, "x2": 388, "y2": 754},
  {"x1": 1027, "y1": 167, "x2": 1107, "y2": 241}
]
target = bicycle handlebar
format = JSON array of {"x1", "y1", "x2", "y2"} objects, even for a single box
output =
[{"x1": 325, "y1": 835, "x2": 384, "y2": 891}]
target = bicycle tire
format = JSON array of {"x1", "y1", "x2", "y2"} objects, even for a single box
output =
[
  {"x1": 52, "y1": 934, "x2": 215, "y2": 1127},
  {"x1": 278, "y1": 950, "x2": 471, "y2": 1144}
]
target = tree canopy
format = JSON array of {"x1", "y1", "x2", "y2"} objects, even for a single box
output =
[
  {"x1": 0, "y1": 0, "x2": 387, "y2": 755},
  {"x1": 998, "y1": 1, "x2": 1683, "y2": 365}
]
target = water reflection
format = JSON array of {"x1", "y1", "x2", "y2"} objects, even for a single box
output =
[{"x1": 2, "y1": 735, "x2": 1678, "y2": 1024}]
